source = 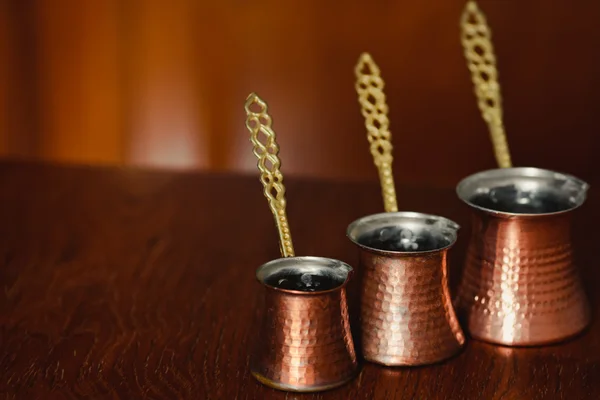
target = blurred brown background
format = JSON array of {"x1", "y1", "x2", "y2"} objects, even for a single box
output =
[{"x1": 1, "y1": 0, "x2": 599, "y2": 187}]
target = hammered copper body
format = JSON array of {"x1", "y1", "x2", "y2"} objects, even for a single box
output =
[
  {"x1": 347, "y1": 212, "x2": 465, "y2": 366},
  {"x1": 251, "y1": 257, "x2": 358, "y2": 392},
  {"x1": 456, "y1": 167, "x2": 590, "y2": 346}
]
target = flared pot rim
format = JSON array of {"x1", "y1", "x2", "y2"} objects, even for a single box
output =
[
  {"x1": 255, "y1": 256, "x2": 353, "y2": 295},
  {"x1": 456, "y1": 167, "x2": 589, "y2": 218},
  {"x1": 346, "y1": 211, "x2": 460, "y2": 255}
]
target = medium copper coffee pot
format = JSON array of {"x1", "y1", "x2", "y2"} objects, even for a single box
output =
[
  {"x1": 349, "y1": 53, "x2": 465, "y2": 365},
  {"x1": 347, "y1": 212, "x2": 465, "y2": 365}
]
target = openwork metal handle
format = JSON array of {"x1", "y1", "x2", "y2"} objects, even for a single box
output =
[
  {"x1": 461, "y1": 1, "x2": 512, "y2": 168},
  {"x1": 355, "y1": 53, "x2": 398, "y2": 213},
  {"x1": 244, "y1": 93, "x2": 295, "y2": 258}
]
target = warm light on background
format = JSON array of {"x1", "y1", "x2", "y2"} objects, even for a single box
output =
[{"x1": 1, "y1": 0, "x2": 599, "y2": 186}]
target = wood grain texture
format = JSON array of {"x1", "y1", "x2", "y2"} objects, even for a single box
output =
[{"x1": 0, "y1": 161, "x2": 599, "y2": 399}]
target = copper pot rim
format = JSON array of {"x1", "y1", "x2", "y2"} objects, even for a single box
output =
[
  {"x1": 346, "y1": 211, "x2": 459, "y2": 256},
  {"x1": 456, "y1": 167, "x2": 589, "y2": 218},
  {"x1": 255, "y1": 256, "x2": 353, "y2": 296},
  {"x1": 349, "y1": 242, "x2": 455, "y2": 258}
]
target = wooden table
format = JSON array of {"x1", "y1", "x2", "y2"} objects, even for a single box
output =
[{"x1": 0, "y1": 161, "x2": 598, "y2": 399}]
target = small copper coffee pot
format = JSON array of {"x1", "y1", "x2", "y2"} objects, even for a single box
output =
[
  {"x1": 349, "y1": 54, "x2": 465, "y2": 366},
  {"x1": 456, "y1": 167, "x2": 590, "y2": 345},
  {"x1": 252, "y1": 257, "x2": 357, "y2": 392},
  {"x1": 245, "y1": 93, "x2": 358, "y2": 391}
]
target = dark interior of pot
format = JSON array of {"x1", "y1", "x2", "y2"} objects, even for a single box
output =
[
  {"x1": 457, "y1": 168, "x2": 589, "y2": 215},
  {"x1": 357, "y1": 225, "x2": 451, "y2": 252},
  {"x1": 264, "y1": 270, "x2": 341, "y2": 292},
  {"x1": 258, "y1": 257, "x2": 351, "y2": 292},
  {"x1": 469, "y1": 185, "x2": 575, "y2": 214}
]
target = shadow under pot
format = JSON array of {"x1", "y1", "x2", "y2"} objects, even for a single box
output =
[
  {"x1": 347, "y1": 212, "x2": 465, "y2": 366},
  {"x1": 251, "y1": 256, "x2": 358, "y2": 392},
  {"x1": 456, "y1": 167, "x2": 591, "y2": 346}
]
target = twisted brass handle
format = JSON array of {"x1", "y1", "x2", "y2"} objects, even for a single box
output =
[
  {"x1": 244, "y1": 93, "x2": 295, "y2": 258},
  {"x1": 355, "y1": 53, "x2": 398, "y2": 213},
  {"x1": 461, "y1": 1, "x2": 512, "y2": 168}
]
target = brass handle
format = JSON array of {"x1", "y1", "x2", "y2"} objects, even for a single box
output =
[
  {"x1": 461, "y1": 1, "x2": 512, "y2": 168},
  {"x1": 244, "y1": 93, "x2": 295, "y2": 258},
  {"x1": 355, "y1": 53, "x2": 398, "y2": 213}
]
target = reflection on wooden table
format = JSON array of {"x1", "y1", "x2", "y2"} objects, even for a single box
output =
[{"x1": 0, "y1": 160, "x2": 598, "y2": 398}]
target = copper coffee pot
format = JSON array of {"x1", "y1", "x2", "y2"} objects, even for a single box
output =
[
  {"x1": 347, "y1": 212, "x2": 465, "y2": 365},
  {"x1": 244, "y1": 93, "x2": 358, "y2": 392},
  {"x1": 457, "y1": 3, "x2": 591, "y2": 345},
  {"x1": 348, "y1": 54, "x2": 465, "y2": 366},
  {"x1": 252, "y1": 257, "x2": 357, "y2": 391},
  {"x1": 456, "y1": 168, "x2": 590, "y2": 345}
]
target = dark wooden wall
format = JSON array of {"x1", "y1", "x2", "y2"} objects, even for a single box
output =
[{"x1": 1, "y1": 0, "x2": 599, "y2": 186}]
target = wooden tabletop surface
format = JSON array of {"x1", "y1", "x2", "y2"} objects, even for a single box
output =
[{"x1": 0, "y1": 161, "x2": 599, "y2": 399}]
